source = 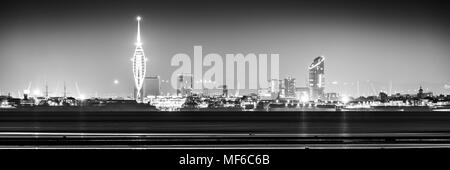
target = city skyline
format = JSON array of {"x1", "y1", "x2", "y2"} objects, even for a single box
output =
[
  {"x1": 3, "y1": 0, "x2": 450, "y2": 161},
  {"x1": 1, "y1": 0, "x2": 449, "y2": 97}
]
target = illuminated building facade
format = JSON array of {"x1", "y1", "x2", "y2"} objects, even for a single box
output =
[
  {"x1": 284, "y1": 76, "x2": 296, "y2": 98},
  {"x1": 269, "y1": 79, "x2": 281, "y2": 98},
  {"x1": 131, "y1": 16, "x2": 147, "y2": 102},
  {"x1": 295, "y1": 87, "x2": 309, "y2": 102},
  {"x1": 308, "y1": 56, "x2": 325, "y2": 101}
]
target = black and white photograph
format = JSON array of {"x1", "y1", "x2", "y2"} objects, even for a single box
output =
[{"x1": 0, "y1": 0, "x2": 449, "y2": 168}]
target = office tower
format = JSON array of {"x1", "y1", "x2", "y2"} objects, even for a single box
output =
[
  {"x1": 308, "y1": 56, "x2": 325, "y2": 101},
  {"x1": 143, "y1": 76, "x2": 161, "y2": 97}
]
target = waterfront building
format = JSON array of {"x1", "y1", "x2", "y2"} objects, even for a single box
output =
[
  {"x1": 417, "y1": 86, "x2": 433, "y2": 99},
  {"x1": 284, "y1": 76, "x2": 296, "y2": 98},
  {"x1": 143, "y1": 76, "x2": 161, "y2": 97},
  {"x1": 295, "y1": 87, "x2": 309, "y2": 102},
  {"x1": 269, "y1": 79, "x2": 281, "y2": 98},
  {"x1": 308, "y1": 56, "x2": 325, "y2": 101}
]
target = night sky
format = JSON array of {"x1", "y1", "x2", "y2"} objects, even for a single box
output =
[{"x1": 1, "y1": 0, "x2": 449, "y2": 97}]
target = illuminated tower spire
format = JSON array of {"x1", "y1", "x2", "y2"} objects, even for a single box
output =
[
  {"x1": 136, "y1": 16, "x2": 141, "y2": 45},
  {"x1": 132, "y1": 16, "x2": 147, "y2": 102}
]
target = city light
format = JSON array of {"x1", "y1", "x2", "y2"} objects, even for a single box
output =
[
  {"x1": 341, "y1": 95, "x2": 350, "y2": 104},
  {"x1": 0, "y1": 13, "x2": 448, "y2": 113},
  {"x1": 300, "y1": 94, "x2": 309, "y2": 103},
  {"x1": 33, "y1": 89, "x2": 41, "y2": 96},
  {"x1": 79, "y1": 94, "x2": 86, "y2": 100}
]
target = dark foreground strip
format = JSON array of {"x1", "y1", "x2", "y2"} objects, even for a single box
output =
[{"x1": 2, "y1": 132, "x2": 450, "y2": 148}]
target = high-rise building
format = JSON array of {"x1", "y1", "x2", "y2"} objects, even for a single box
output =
[
  {"x1": 269, "y1": 79, "x2": 280, "y2": 98},
  {"x1": 143, "y1": 76, "x2": 161, "y2": 97},
  {"x1": 308, "y1": 56, "x2": 325, "y2": 101},
  {"x1": 284, "y1": 76, "x2": 296, "y2": 98},
  {"x1": 269, "y1": 79, "x2": 280, "y2": 94},
  {"x1": 131, "y1": 16, "x2": 148, "y2": 103}
]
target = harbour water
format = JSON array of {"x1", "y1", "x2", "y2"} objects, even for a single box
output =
[{"x1": 1, "y1": 111, "x2": 450, "y2": 135}]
